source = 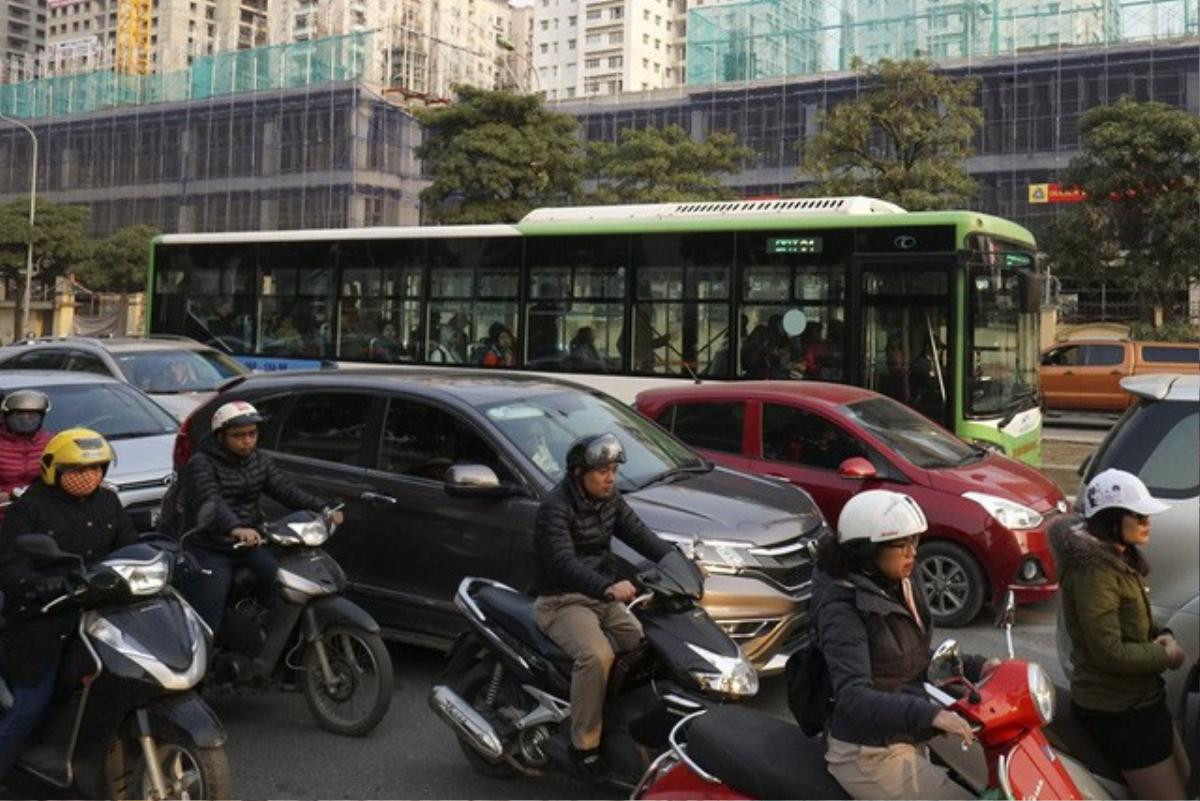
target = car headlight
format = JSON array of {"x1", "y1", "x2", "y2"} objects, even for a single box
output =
[
  {"x1": 287, "y1": 519, "x2": 329, "y2": 546},
  {"x1": 963, "y1": 492, "x2": 1043, "y2": 530},
  {"x1": 107, "y1": 553, "x2": 171, "y2": 595},
  {"x1": 1027, "y1": 662, "x2": 1055, "y2": 725},
  {"x1": 656, "y1": 532, "x2": 753, "y2": 575},
  {"x1": 686, "y1": 642, "x2": 759, "y2": 697}
]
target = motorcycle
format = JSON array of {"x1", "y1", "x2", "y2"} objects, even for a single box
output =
[
  {"x1": 632, "y1": 590, "x2": 1115, "y2": 800},
  {"x1": 187, "y1": 505, "x2": 394, "y2": 737},
  {"x1": 428, "y1": 549, "x2": 758, "y2": 790},
  {"x1": 0, "y1": 533, "x2": 230, "y2": 800}
]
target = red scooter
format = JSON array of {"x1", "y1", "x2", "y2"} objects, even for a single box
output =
[{"x1": 632, "y1": 590, "x2": 1113, "y2": 801}]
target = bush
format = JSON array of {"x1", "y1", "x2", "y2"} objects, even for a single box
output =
[{"x1": 1128, "y1": 319, "x2": 1200, "y2": 342}]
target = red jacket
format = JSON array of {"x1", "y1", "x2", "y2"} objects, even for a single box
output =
[{"x1": 0, "y1": 425, "x2": 52, "y2": 520}]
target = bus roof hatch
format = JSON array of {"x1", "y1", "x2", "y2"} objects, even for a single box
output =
[{"x1": 520, "y1": 196, "x2": 906, "y2": 223}]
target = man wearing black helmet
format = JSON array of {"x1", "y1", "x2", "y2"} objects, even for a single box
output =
[{"x1": 532, "y1": 432, "x2": 675, "y2": 781}]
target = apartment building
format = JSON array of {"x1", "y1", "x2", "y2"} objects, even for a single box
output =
[
  {"x1": 1, "y1": 0, "x2": 44, "y2": 82},
  {"x1": 532, "y1": 0, "x2": 689, "y2": 100}
]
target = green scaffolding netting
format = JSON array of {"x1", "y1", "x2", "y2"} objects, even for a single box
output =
[{"x1": 0, "y1": 31, "x2": 372, "y2": 119}]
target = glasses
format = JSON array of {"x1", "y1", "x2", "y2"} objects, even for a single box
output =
[{"x1": 883, "y1": 535, "x2": 920, "y2": 553}]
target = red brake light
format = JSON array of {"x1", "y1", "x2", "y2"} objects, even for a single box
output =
[{"x1": 173, "y1": 413, "x2": 194, "y2": 469}]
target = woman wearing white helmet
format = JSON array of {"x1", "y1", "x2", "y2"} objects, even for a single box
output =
[
  {"x1": 1050, "y1": 468, "x2": 1188, "y2": 799},
  {"x1": 813, "y1": 489, "x2": 994, "y2": 800}
]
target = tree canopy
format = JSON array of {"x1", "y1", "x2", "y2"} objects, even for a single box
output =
[
  {"x1": 799, "y1": 58, "x2": 982, "y2": 210},
  {"x1": 415, "y1": 86, "x2": 585, "y2": 224},
  {"x1": 587, "y1": 124, "x2": 751, "y2": 203},
  {"x1": 75, "y1": 224, "x2": 161, "y2": 293},
  {"x1": 1043, "y1": 98, "x2": 1200, "y2": 323},
  {"x1": 0, "y1": 198, "x2": 91, "y2": 281}
]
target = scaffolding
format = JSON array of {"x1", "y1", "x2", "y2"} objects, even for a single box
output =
[
  {"x1": 687, "y1": 0, "x2": 1199, "y2": 83},
  {"x1": 0, "y1": 31, "x2": 372, "y2": 119}
]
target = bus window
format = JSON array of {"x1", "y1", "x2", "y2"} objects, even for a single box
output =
[
  {"x1": 156, "y1": 244, "x2": 257, "y2": 353},
  {"x1": 259, "y1": 242, "x2": 337, "y2": 359},
  {"x1": 336, "y1": 241, "x2": 423, "y2": 363},
  {"x1": 428, "y1": 237, "x2": 521, "y2": 367}
]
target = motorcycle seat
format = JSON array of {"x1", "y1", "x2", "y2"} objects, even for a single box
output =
[
  {"x1": 473, "y1": 586, "x2": 574, "y2": 669},
  {"x1": 687, "y1": 705, "x2": 850, "y2": 800}
]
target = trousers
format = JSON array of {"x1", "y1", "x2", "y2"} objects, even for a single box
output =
[
  {"x1": 0, "y1": 654, "x2": 60, "y2": 778},
  {"x1": 178, "y1": 546, "x2": 280, "y2": 634},
  {"x1": 826, "y1": 735, "x2": 973, "y2": 800},
  {"x1": 533, "y1": 593, "x2": 643, "y2": 751}
]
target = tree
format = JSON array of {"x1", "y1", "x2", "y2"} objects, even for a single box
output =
[
  {"x1": 416, "y1": 87, "x2": 585, "y2": 224},
  {"x1": 0, "y1": 199, "x2": 91, "y2": 337},
  {"x1": 586, "y1": 124, "x2": 752, "y2": 204},
  {"x1": 76, "y1": 224, "x2": 161, "y2": 293},
  {"x1": 799, "y1": 58, "x2": 982, "y2": 210},
  {"x1": 1043, "y1": 98, "x2": 1200, "y2": 326}
]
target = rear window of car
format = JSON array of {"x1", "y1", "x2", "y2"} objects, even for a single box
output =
[
  {"x1": 1141, "y1": 346, "x2": 1199, "y2": 364},
  {"x1": 1089, "y1": 399, "x2": 1199, "y2": 499}
]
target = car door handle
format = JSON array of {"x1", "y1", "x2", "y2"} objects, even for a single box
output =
[
  {"x1": 360, "y1": 491, "x2": 398, "y2": 507},
  {"x1": 1109, "y1": 370, "x2": 1122, "y2": 375}
]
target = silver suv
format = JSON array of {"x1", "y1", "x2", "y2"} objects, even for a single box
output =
[{"x1": 0, "y1": 335, "x2": 247, "y2": 420}]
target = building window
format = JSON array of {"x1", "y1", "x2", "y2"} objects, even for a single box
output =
[
  {"x1": 569, "y1": 14, "x2": 577, "y2": 24},
  {"x1": 644, "y1": 9, "x2": 650, "y2": 19},
  {"x1": 586, "y1": 81, "x2": 599, "y2": 93},
  {"x1": 609, "y1": 55, "x2": 622, "y2": 67},
  {"x1": 540, "y1": 42, "x2": 548, "y2": 52},
  {"x1": 608, "y1": 78, "x2": 622, "y2": 92},
  {"x1": 567, "y1": 87, "x2": 576, "y2": 97},
  {"x1": 643, "y1": 33, "x2": 649, "y2": 43},
  {"x1": 568, "y1": 38, "x2": 576, "y2": 48},
  {"x1": 609, "y1": 31, "x2": 621, "y2": 42},
  {"x1": 610, "y1": 7, "x2": 622, "y2": 18},
  {"x1": 586, "y1": 9, "x2": 601, "y2": 19},
  {"x1": 585, "y1": 57, "x2": 600, "y2": 68},
  {"x1": 540, "y1": 19, "x2": 548, "y2": 29}
]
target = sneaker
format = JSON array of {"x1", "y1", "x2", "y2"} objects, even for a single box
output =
[{"x1": 569, "y1": 745, "x2": 610, "y2": 784}]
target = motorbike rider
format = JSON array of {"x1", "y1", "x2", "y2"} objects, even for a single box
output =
[
  {"x1": 175, "y1": 400, "x2": 343, "y2": 637},
  {"x1": 0, "y1": 428, "x2": 136, "y2": 779},
  {"x1": 531, "y1": 432, "x2": 675, "y2": 781},
  {"x1": 0, "y1": 390, "x2": 54, "y2": 519},
  {"x1": 1051, "y1": 468, "x2": 1189, "y2": 800},
  {"x1": 812, "y1": 489, "x2": 995, "y2": 800}
]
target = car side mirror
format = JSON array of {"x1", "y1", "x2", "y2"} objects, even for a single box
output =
[
  {"x1": 838, "y1": 457, "x2": 877, "y2": 480},
  {"x1": 444, "y1": 464, "x2": 509, "y2": 499},
  {"x1": 15, "y1": 533, "x2": 66, "y2": 560}
]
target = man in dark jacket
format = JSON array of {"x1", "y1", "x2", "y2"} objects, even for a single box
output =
[
  {"x1": 531, "y1": 433, "x2": 674, "y2": 780},
  {"x1": 0, "y1": 428, "x2": 136, "y2": 779},
  {"x1": 176, "y1": 400, "x2": 341, "y2": 634}
]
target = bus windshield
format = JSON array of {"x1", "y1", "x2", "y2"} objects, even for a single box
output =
[{"x1": 967, "y1": 255, "x2": 1039, "y2": 418}]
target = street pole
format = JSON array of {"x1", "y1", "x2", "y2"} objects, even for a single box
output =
[{"x1": 0, "y1": 111, "x2": 36, "y2": 339}]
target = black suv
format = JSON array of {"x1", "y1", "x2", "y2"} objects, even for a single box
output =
[{"x1": 176, "y1": 368, "x2": 827, "y2": 672}]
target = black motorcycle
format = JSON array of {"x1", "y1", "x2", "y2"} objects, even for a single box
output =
[
  {"x1": 428, "y1": 550, "x2": 758, "y2": 789},
  {"x1": 0, "y1": 534, "x2": 230, "y2": 800},
  {"x1": 192, "y1": 507, "x2": 394, "y2": 737}
]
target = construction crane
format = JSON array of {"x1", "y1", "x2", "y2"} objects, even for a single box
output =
[{"x1": 115, "y1": 0, "x2": 153, "y2": 75}]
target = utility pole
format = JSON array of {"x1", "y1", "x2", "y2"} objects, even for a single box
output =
[{"x1": 0, "y1": 112, "x2": 37, "y2": 340}]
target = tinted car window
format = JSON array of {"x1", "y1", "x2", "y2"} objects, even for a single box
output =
[
  {"x1": 1083, "y1": 345, "x2": 1124, "y2": 366},
  {"x1": 1141, "y1": 346, "x2": 1199, "y2": 364},
  {"x1": 1089, "y1": 400, "x2": 1199, "y2": 498},
  {"x1": 277, "y1": 392, "x2": 371, "y2": 465},
  {"x1": 763, "y1": 404, "x2": 865, "y2": 470},
  {"x1": 4, "y1": 350, "x2": 67, "y2": 370},
  {"x1": 66, "y1": 350, "x2": 112, "y2": 375},
  {"x1": 841, "y1": 396, "x2": 977, "y2": 469},
  {"x1": 665, "y1": 402, "x2": 744, "y2": 454},
  {"x1": 33, "y1": 383, "x2": 177, "y2": 439},
  {"x1": 381, "y1": 398, "x2": 513, "y2": 482},
  {"x1": 1042, "y1": 345, "x2": 1081, "y2": 367}
]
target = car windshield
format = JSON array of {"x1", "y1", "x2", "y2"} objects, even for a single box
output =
[
  {"x1": 842, "y1": 396, "x2": 978, "y2": 469},
  {"x1": 38, "y1": 383, "x2": 177, "y2": 440},
  {"x1": 477, "y1": 389, "x2": 706, "y2": 490},
  {"x1": 967, "y1": 253, "x2": 1040, "y2": 418},
  {"x1": 114, "y1": 348, "x2": 246, "y2": 393}
]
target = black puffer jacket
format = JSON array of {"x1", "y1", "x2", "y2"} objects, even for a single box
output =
[
  {"x1": 532, "y1": 478, "x2": 673, "y2": 599},
  {"x1": 0, "y1": 481, "x2": 136, "y2": 685},
  {"x1": 813, "y1": 567, "x2": 984, "y2": 747},
  {"x1": 181, "y1": 436, "x2": 327, "y2": 552}
]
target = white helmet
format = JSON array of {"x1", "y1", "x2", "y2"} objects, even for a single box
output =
[
  {"x1": 837, "y1": 489, "x2": 928, "y2": 545},
  {"x1": 210, "y1": 400, "x2": 265, "y2": 434},
  {"x1": 1082, "y1": 468, "x2": 1169, "y2": 518}
]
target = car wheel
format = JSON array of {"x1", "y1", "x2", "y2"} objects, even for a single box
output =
[{"x1": 917, "y1": 541, "x2": 986, "y2": 628}]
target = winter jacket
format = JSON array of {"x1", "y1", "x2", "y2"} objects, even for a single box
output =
[
  {"x1": 532, "y1": 478, "x2": 674, "y2": 599},
  {"x1": 180, "y1": 436, "x2": 328, "y2": 553},
  {"x1": 1050, "y1": 515, "x2": 1168, "y2": 713},
  {"x1": 0, "y1": 481, "x2": 136, "y2": 686},
  {"x1": 0, "y1": 425, "x2": 52, "y2": 522},
  {"x1": 813, "y1": 567, "x2": 984, "y2": 747}
]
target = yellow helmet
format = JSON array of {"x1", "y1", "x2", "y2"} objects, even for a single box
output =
[{"x1": 41, "y1": 428, "x2": 114, "y2": 486}]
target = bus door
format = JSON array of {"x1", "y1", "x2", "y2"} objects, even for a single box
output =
[{"x1": 853, "y1": 259, "x2": 956, "y2": 426}]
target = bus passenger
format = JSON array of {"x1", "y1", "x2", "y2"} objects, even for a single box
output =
[
  {"x1": 568, "y1": 327, "x2": 605, "y2": 371},
  {"x1": 480, "y1": 323, "x2": 517, "y2": 368}
]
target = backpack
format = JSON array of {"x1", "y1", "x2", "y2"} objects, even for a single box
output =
[{"x1": 785, "y1": 641, "x2": 834, "y2": 737}]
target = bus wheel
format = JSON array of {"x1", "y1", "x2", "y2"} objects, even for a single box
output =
[{"x1": 917, "y1": 541, "x2": 985, "y2": 628}]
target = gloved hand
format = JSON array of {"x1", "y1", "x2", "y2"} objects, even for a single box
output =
[{"x1": 24, "y1": 575, "x2": 75, "y2": 604}]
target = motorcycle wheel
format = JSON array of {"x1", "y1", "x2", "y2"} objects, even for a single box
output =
[
  {"x1": 107, "y1": 732, "x2": 232, "y2": 801},
  {"x1": 300, "y1": 624, "x2": 394, "y2": 736},
  {"x1": 452, "y1": 662, "x2": 521, "y2": 779}
]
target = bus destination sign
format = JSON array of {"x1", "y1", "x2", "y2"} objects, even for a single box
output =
[{"x1": 768, "y1": 236, "x2": 823, "y2": 254}]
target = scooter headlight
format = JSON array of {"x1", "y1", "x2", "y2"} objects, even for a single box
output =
[
  {"x1": 686, "y1": 643, "x2": 759, "y2": 697},
  {"x1": 1027, "y1": 662, "x2": 1055, "y2": 726},
  {"x1": 284, "y1": 519, "x2": 329, "y2": 546},
  {"x1": 107, "y1": 553, "x2": 171, "y2": 595}
]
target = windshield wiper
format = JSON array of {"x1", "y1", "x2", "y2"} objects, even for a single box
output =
[
  {"x1": 636, "y1": 461, "x2": 712, "y2": 490},
  {"x1": 106, "y1": 430, "x2": 173, "y2": 441}
]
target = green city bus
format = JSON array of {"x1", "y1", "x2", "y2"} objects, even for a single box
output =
[{"x1": 148, "y1": 196, "x2": 1045, "y2": 463}]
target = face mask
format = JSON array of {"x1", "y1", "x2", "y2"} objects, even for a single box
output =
[
  {"x1": 5, "y1": 412, "x2": 41, "y2": 435},
  {"x1": 60, "y1": 466, "x2": 104, "y2": 498}
]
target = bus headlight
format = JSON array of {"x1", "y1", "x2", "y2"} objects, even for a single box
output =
[
  {"x1": 1027, "y1": 662, "x2": 1055, "y2": 725},
  {"x1": 963, "y1": 492, "x2": 1043, "y2": 530}
]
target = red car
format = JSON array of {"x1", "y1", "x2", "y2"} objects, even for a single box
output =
[{"x1": 636, "y1": 382, "x2": 1068, "y2": 627}]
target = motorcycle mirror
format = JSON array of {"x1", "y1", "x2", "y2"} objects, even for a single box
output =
[
  {"x1": 14, "y1": 533, "x2": 66, "y2": 560},
  {"x1": 995, "y1": 589, "x2": 1017, "y2": 630},
  {"x1": 928, "y1": 638, "x2": 965, "y2": 686}
]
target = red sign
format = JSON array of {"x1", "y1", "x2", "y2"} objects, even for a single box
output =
[{"x1": 1028, "y1": 183, "x2": 1086, "y2": 204}]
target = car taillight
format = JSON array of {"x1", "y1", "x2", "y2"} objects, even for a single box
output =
[{"x1": 173, "y1": 413, "x2": 194, "y2": 469}]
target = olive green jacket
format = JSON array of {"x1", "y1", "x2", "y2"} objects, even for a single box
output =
[{"x1": 1049, "y1": 516, "x2": 1168, "y2": 712}]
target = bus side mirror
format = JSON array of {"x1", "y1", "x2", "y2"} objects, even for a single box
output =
[{"x1": 1018, "y1": 269, "x2": 1042, "y2": 314}]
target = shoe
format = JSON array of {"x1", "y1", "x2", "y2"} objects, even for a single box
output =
[{"x1": 569, "y1": 745, "x2": 610, "y2": 784}]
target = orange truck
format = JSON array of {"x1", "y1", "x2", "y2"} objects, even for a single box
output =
[{"x1": 1040, "y1": 339, "x2": 1200, "y2": 411}]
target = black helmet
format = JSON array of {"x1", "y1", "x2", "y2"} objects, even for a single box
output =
[{"x1": 566, "y1": 433, "x2": 626, "y2": 474}]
